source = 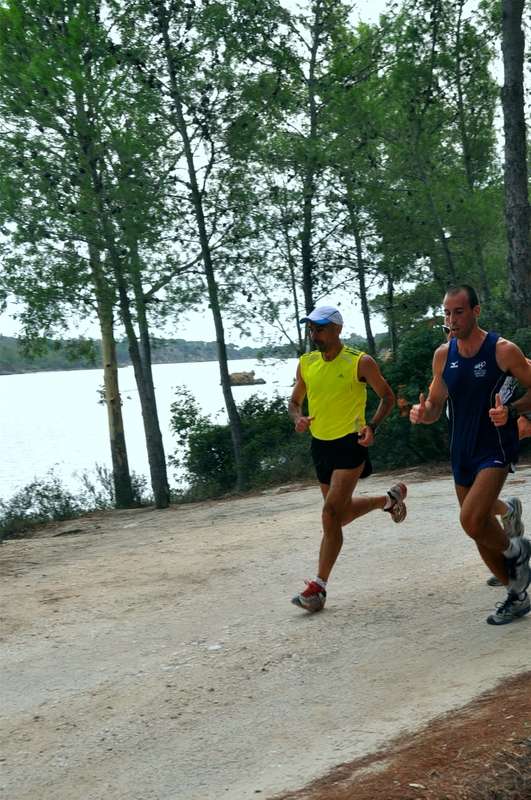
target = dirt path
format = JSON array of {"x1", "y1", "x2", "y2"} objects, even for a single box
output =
[{"x1": 1, "y1": 465, "x2": 530, "y2": 800}]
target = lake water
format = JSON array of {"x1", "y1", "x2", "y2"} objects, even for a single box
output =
[{"x1": 0, "y1": 357, "x2": 299, "y2": 501}]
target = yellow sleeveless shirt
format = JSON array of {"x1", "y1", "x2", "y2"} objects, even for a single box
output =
[{"x1": 300, "y1": 345, "x2": 366, "y2": 440}]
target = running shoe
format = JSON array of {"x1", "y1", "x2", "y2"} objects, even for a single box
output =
[
  {"x1": 486, "y1": 592, "x2": 530, "y2": 625},
  {"x1": 502, "y1": 497, "x2": 524, "y2": 539},
  {"x1": 383, "y1": 482, "x2": 407, "y2": 523},
  {"x1": 291, "y1": 580, "x2": 326, "y2": 612},
  {"x1": 504, "y1": 538, "x2": 531, "y2": 596},
  {"x1": 487, "y1": 500, "x2": 525, "y2": 587}
]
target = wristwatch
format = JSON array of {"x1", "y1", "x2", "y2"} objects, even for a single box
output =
[
  {"x1": 506, "y1": 404, "x2": 520, "y2": 420},
  {"x1": 367, "y1": 422, "x2": 379, "y2": 434}
]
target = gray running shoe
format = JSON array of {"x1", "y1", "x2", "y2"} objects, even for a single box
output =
[
  {"x1": 384, "y1": 482, "x2": 407, "y2": 523},
  {"x1": 504, "y1": 538, "x2": 531, "y2": 596},
  {"x1": 502, "y1": 497, "x2": 524, "y2": 538},
  {"x1": 486, "y1": 574, "x2": 502, "y2": 587},
  {"x1": 292, "y1": 580, "x2": 326, "y2": 612},
  {"x1": 486, "y1": 592, "x2": 530, "y2": 625}
]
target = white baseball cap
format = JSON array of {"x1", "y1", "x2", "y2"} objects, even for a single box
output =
[{"x1": 299, "y1": 306, "x2": 343, "y2": 325}]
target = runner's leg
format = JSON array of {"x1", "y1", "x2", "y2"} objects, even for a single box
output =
[
  {"x1": 340, "y1": 493, "x2": 388, "y2": 526},
  {"x1": 455, "y1": 467, "x2": 510, "y2": 586},
  {"x1": 317, "y1": 464, "x2": 365, "y2": 582}
]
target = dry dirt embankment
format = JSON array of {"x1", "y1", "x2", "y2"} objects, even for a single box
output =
[{"x1": 1, "y1": 465, "x2": 530, "y2": 800}]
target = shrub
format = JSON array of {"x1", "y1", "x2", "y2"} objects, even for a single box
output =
[
  {"x1": 169, "y1": 389, "x2": 313, "y2": 499},
  {"x1": 0, "y1": 465, "x2": 151, "y2": 541},
  {"x1": 74, "y1": 464, "x2": 148, "y2": 510},
  {"x1": 0, "y1": 469, "x2": 84, "y2": 541}
]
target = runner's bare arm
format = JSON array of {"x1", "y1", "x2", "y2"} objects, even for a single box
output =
[
  {"x1": 489, "y1": 343, "x2": 531, "y2": 426},
  {"x1": 288, "y1": 365, "x2": 314, "y2": 433},
  {"x1": 518, "y1": 416, "x2": 531, "y2": 439},
  {"x1": 358, "y1": 355, "x2": 395, "y2": 423},
  {"x1": 410, "y1": 345, "x2": 448, "y2": 424},
  {"x1": 356, "y1": 355, "x2": 394, "y2": 445}
]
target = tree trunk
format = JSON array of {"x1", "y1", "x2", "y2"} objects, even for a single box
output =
[
  {"x1": 454, "y1": 0, "x2": 491, "y2": 301},
  {"x1": 72, "y1": 82, "x2": 170, "y2": 509},
  {"x1": 300, "y1": 0, "x2": 322, "y2": 316},
  {"x1": 281, "y1": 211, "x2": 306, "y2": 355},
  {"x1": 387, "y1": 279, "x2": 398, "y2": 354},
  {"x1": 415, "y1": 152, "x2": 458, "y2": 285},
  {"x1": 73, "y1": 88, "x2": 171, "y2": 509},
  {"x1": 157, "y1": 5, "x2": 249, "y2": 491},
  {"x1": 107, "y1": 237, "x2": 171, "y2": 509},
  {"x1": 89, "y1": 244, "x2": 137, "y2": 508},
  {"x1": 345, "y1": 190, "x2": 376, "y2": 355},
  {"x1": 353, "y1": 227, "x2": 376, "y2": 356},
  {"x1": 501, "y1": 0, "x2": 531, "y2": 326},
  {"x1": 98, "y1": 307, "x2": 136, "y2": 508}
]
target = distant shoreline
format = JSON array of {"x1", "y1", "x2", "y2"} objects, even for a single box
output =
[
  {"x1": 0, "y1": 335, "x2": 299, "y2": 377},
  {"x1": 0, "y1": 333, "x2": 368, "y2": 376},
  {"x1": 0, "y1": 354, "x2": 264, "y2": 377}
]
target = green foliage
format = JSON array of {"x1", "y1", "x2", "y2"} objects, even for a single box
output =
[
  {"x1": 169, "y1": 389, "x2": 313, "y2": 498},
  {"x1": 384, "y1": 321, "x2": 447, "y2": 401},
  {"x1": 478, "y1": 300, "x2": 531, "y2": 356},
  {"x1": 352, "y1": 327, "x2": 451, "y2": 472},
  {"x1": 0, "y1": 0, "x2": 527, "y2": 497},
  {"x1": 74, "y1": 465, "x2": 148, "y2": 510},
  {"x1": 0, "y1": 466, "x2": 151, "y2": 541},
  {"x1": 0, "y1": 470, "x2": 85, "y2": 541}
]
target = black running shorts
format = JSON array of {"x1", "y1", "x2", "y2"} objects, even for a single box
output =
[{"x1": 310, "y1": 432, "x2": 373, "y2": 486}]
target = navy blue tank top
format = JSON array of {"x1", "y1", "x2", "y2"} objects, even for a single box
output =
[{"x1": 442, "y1": 332, "x2": 519, "y2": 469}]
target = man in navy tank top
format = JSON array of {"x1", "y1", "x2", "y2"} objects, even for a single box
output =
[{"x1": 410, "y1": 285, "x2": 531, "y2": 625}]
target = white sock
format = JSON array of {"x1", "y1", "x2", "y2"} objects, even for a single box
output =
[
  {"x1": 502, "y1": 538, "x2": 521, "y2": 559},
  {"x1": 314, "y1": 576, "x2": 327, "y2": 589},
  {"x1": 383, "y1": 493, "x2": 394, "y2": 511}
]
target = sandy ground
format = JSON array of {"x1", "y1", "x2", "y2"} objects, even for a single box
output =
[{"x1": 1, "y1": 464, "x2": 530, "y2": 800}]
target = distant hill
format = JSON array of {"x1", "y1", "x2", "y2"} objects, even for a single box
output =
[{"x1": 0, "y1": 333, "x2": 369, "y2": 375}]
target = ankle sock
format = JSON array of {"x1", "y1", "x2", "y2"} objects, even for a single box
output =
[
  {"x1": 383, "y1": 493, "x2": 394, "y2": 511},
  {"x1": 314, "y1": 576, "x2": 327, "y2": 589}
]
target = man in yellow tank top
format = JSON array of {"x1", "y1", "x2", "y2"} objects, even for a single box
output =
[{"x1": 288, "y1": 305, "x2": 407, "y2": 612}]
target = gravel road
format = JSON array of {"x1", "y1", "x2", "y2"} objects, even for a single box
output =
[{"x1": 1, "y1": 464, "x2": 530, "y2": 799}]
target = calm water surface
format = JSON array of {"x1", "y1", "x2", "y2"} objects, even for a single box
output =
[{"x1": 0, "y1": 358, "x2": 298, "y2": 500}]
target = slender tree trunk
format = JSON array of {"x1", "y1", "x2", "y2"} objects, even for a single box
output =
[
  {"x1": 300, "y1": 0, "x2": 322, "y2": 315},
  {"x1": 410, "y1": 9, "x2": 457, "y2": 288},
  {"x1": 454, "y1": 0, "x2": 491, "y2": 301},
  {"x1": 281, "y1": 211, "x2": 306, "y2": 355},
  {"x1": 415, "y1": 153, "x2": 458, "y2": 285},
  {"x1": 157, "y1": 5, "x2": 249, "y2": 491},
  {"x1": 73, "y1": 90, "x2": 171, "y2": 509},
  {"x1": 344, "y1": 188, "x2": 376, "y2": 355},
  {"x1": 75, "y1": 152, "x2": 137, "y2": 508},
  {"x1": 353, "y1": 227, "x2": 376, "y2": 356},
  {"x1": 386, "y1": 279, "x2": 398, "y2": 354},
  {"x1": 89, "y1": 244, "x2": 136, "y2": 508},
  {"x1": 501, "y1": 0, "x2": 531, "y2": 326},
  {"x1": 107, "y1": 237, "x2": 171, "y2": 508},
  {"x1": 98, "y1": 308, "x2": 136, "y2": 507}
]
